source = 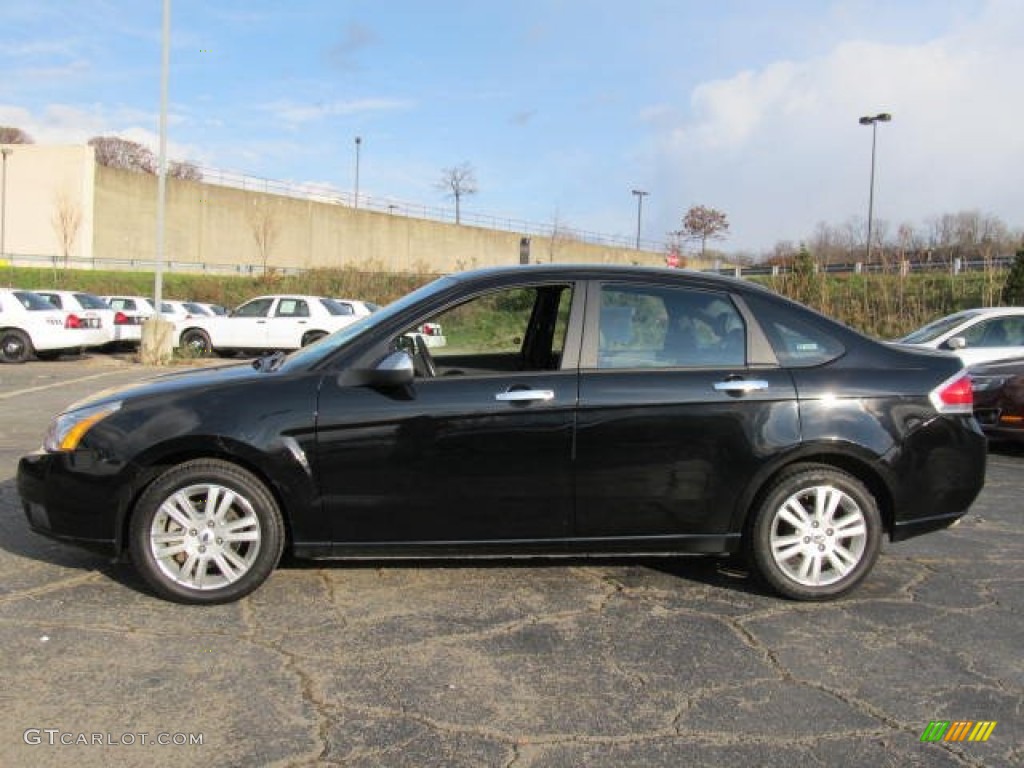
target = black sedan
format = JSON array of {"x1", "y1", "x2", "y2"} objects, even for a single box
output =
[
  {"x1": 970, "y1": 356, "x2": 1024, "y2": 442},
  {"x1": 18, "y1": 265, "x2": 987, "y2": 604}
]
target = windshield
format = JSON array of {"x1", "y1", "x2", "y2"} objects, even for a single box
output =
[
  {"x1": 279, "y1": 276, "x2": 455, "y2": 371},
  {"x1": 899, "y1": 311, "x2": 978, "y2": 344}
]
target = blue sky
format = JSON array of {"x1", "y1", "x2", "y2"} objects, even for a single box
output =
[{"x1": 2, "y1": 0, "x2": 1021, "y2": 254}]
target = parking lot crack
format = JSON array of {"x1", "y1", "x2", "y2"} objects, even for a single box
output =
[
  {"x1": 245, "y1": 624, "x2": 335, "y2": 767},
  {"x1": 0, "y1": 569, "x2": 105, "y2": 605}
]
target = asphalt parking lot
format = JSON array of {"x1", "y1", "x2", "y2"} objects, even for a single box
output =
[{"x1": 0, "y1": 355, "x2": 1021, "y2": 768}]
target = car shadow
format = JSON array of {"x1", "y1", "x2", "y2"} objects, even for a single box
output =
[
  {"x1": 987, "y1": 439, "x2": 1024, "y2": 458},
  {"x1": 280, "y1": 552, "x2": 774, "y2": 598}
]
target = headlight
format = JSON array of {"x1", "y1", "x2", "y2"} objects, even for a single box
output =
[{"x1": 43, "y1": 401, "x2": 122, "y2": 452}]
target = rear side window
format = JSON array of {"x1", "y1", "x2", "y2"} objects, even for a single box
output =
[
  {"x1": 597, "y1": 284, "x2": 746, "y2": 368},
  {"x1": 14, "y1": 291, "x2": 57, "y2": 311},
  {"x1": 744, "y1": 293, "x2": 845, "y2": 367}
]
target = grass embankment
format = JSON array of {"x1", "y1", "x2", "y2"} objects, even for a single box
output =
[
  {"x1": 5, "y1": 266, "x2": 436, "y2": 313},
  {"x1": 4, "y1": 264, "x2": 1013, "y2": 341}
]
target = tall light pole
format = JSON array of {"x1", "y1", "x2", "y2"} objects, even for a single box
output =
[
  {"x1": 1, "y1": 147, "x2": 11, "y2": 262},
  {"x1": 858, "y1": 112, "x2": 891, "y2": 263},
  {"x1": 354, "y1": 136, "x2": 362, "y2": 209},
  {"x1": 631, "y1": 189, "x2": 648, "y2": 250}
]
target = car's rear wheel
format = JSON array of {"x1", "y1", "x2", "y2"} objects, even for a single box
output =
[
  {"x1": 1, "y1": 329, "x2": 33, "y2": 364},
  {"x1": 748, "y1": 464, "x2": 881, "y2": 600},
  {"x1": 129, "y1": 459, "x2": 284, "y2": 604},
  {"x1": 180, "y1": 328, "x2": 212, "y2": 357}
]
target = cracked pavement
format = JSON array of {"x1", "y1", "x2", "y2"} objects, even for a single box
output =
[{"x1": 0, "y1": 357, "x2": 1020, "y2": 767}]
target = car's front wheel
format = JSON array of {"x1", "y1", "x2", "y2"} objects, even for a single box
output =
[
  {"x1": 0, "y1": 329, "x2": 33, "y2": 364},
  {"x1": 748, "y1": 464, "x2": 881, "y2": 600},
  {"x1": 180, "y1": 328, "x2": 212, "y2": 357},
  {"x1": 129, "y1": 459, "x2": 284, "y2": 604}
]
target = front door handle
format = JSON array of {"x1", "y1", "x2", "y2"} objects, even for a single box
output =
[
  {"x1": 495, "y1": 389, "x2": 555, "y2": 403},
  {"x1": 713, "y1": 379, "x2": 769, "y2": 394}
]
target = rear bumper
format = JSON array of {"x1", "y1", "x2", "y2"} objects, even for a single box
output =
[{"x1": 889, "y1": 415, "x2": 987, "y2": 540}]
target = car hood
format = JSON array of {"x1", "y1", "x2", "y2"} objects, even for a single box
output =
[{"x1": 63, "y1": 362, "x2": 265, "y2": 413}]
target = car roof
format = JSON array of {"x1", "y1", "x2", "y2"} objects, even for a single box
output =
[{"x1": 446, "y1": 263, "x2": 774, "y2": 295}]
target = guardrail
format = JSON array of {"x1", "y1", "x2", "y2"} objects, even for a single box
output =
[{"x1": 4, "y1": 252, "x2": 1014, "y2": 281}]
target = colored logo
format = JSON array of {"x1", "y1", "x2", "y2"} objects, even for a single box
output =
[{"x1": 920, "y1": 721, "x2": 996, "y2": 742}]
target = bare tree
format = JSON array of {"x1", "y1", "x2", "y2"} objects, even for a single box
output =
[
  {"x1": 248, "y1": 198, "x2": 279, "y2": 275},
  {"x1": 88, "y1": 136, "x2": 157, "y2": 174},
  {"x1": 680, "y1": 205, "x2": 729, "y2": 259},
  {"x1": 436, "y1": 163, "x2": 478, "y2": 224},
  {"x1": 51, "y1": 190, "x2": 82, "y2": 270},
  {"x1": 169, "y1": 160, "x2": 203, "y2": 181},
  {"x1": 0, "y1": 126, "x2": 33, "y2": 144}
]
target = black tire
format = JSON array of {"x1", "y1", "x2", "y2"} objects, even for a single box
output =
[
  {"x1": 0, "y1": 329, "x2": 33, "y2": 364},
  {"x1": 180, "y1": 328, "x2": 213, "y2": 357},
  {"x1": 129, "y1": 459, "x2": 285, "y2": 604},
  {"x1": 747, "y1": 464, "x2": 881, "y2": 601},
  {"x1": 301, "y1": 331, "x2": 326, "y2": 346}
]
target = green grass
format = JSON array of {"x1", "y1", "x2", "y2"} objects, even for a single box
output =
[{"x1": 3, "y1": 265, "x2": 438, "y2": 311}]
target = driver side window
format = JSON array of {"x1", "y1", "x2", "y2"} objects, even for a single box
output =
[{"x1": 398, "y1": 284, "x2": 573, "y2": 377}]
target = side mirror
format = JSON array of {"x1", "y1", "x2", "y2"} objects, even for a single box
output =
[
  {"x1": 365, "y1": 349, "x2": 414, "y2": 387},
  {"x1": 944, "y1": 336, "x2": 967, "y2": 350}
]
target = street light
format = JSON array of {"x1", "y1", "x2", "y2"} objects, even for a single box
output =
[
  {"x1": 354, "y1": 136, "x2": 362, "y2": 209},
  {"x1": 631, "y1": 189, "x2": 648, "y2": 250},
  {"x1": 858, "y1": 112, "x2": 892, "y2": 263},
  {"x1": 1, "y1": 147, "x2": 11, "y2": 262}
]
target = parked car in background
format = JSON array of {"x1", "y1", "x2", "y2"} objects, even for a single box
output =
[
  {"x1": 196, "y1": 302, "x2": 228, "y2": 316},
  {"x1": 1, "y1": 288, "x2": 93, "y2": 363},
  {"x1": 34, "y1": 289, "x2": 116, "y2": 349},
  {"x1": 160, "y1": 300, "x2": 215, "y2": 326},
  {"x1": 102, "y1": 295, "x2": 156, "y2": 346},
  {"x1": 334, "y1": 298, "x2": 381, "y2": 316},
  {"x1": 896, "y1": 307, "x2": 1024, "y2": 366},
  {"x1": 18, "y1": 265, "x2": 987, "y2": 604},
  {"x1": 176, "y1": 295, "x2": 363, "y2": 356},
  {"x1": 969, "y1": 356, "x2": 1024, "y2": 442}
]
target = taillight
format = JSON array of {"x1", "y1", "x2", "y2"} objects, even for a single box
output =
[
  {"x1": 114, "y1": 311, "x2": 129, "y2": 325},
  {"x1": 65, "y1": 314, "x2": 82, "y2": 329},
  {"x1": 929, "y1": 373, "x2": 973, "y2": 414}
]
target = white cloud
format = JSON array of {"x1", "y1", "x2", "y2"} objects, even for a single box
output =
[
  {"x1": 651, "y1": 0, "x2": 1024, "y2": 252},
  {"x1": 259, "y1": 98, "x2": 414, "y2": 127},
  {"x1": 0, "y1": 102, "x2": 199, "y2": 162}
]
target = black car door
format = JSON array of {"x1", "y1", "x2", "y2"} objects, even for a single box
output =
[
  {"x1": 315, "y1": 282, "x2": 582, "y2": 549},
  {"x1": 573, "y1": 280, "x2": 800, "y2": 546}
]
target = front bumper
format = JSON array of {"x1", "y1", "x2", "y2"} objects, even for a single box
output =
[{"x1": 17, "y1": 451, "x2": 130, "y2": 555}]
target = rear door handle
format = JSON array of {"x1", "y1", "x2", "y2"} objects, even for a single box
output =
[
  {"x1": 713, "y1": 379, "x2": 769, "y2": 393},
  {"x1": 495, "y1": 389, "x2": 555, "y2": 402}
]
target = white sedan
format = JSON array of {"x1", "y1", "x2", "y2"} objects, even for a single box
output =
[
  {"x1": 102, "y1": 295, "x2": 156, "y2": 346},
  {"x1": 176, "y1": 295, "x2": 362, "y2": 355},
  {"x1": 1, "y1": 289, "x2": 93, "y2": 363},
  {"x1": 34, "y1": 289, "x2": 117, "y2": 349},
  {"x1": 334, "y1": 296, "x2": 447, "y2": 348},
  {"x1": 896, "y1": 307, "x2": 1024, "y2": 367}
]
